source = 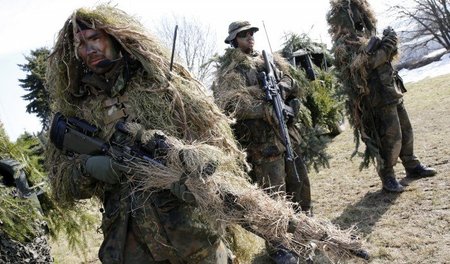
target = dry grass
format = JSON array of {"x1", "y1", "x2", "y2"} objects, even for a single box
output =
[
  {"x1": 50, "y1": 73, "x2": 450, "y2": 263},
  {"x1": 50, "y1": 229, "x2": 102, "y2": 264},
  {"x1": 310, "y1": 73, "x2": 450, "y2": 263}
]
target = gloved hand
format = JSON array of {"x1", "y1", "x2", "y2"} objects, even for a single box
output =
[
  {"x1": 381, "y1": 27, "x2": 398, "y2": 55},
  {"x1": 288, "y1": 98, "x2": 301, "y2": 119},
  {"x1": 277, "y1": 81, "x2": 291, "y2": 100},
  {"x1": 84, "y1": 155, "x2": 126, "y2": 184},
  {"x1": 170, "y1": 181, "x2": 196, "y2": 204},
  {"x1": 141, "y1": 131, "x2": 171, "y2": 164}
]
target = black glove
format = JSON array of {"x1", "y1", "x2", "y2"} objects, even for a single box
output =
[
  {"x1": 141, "y1": 132, "x2": 171, "y2": 164},
  {"x1": 84, "y1": 155, "x2": 127, "y2": 184},
  {"x1": 288, "y1": 98, "x2": 301, "y2": 119},
  {"x1": 381, "y1": 27, "x2": 398, "y2": 55}
]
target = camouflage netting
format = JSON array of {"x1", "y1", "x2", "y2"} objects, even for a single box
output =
[
  {"x1": 45, "y1": 4, "x2": 365, "y2": 261},
  {"x1": 327, "y1": 0, "x2": 383, "y2": 168}
]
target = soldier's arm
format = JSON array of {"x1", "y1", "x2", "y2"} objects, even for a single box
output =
[
  {"x1": 70, "y1": 156, "x2": 99, "y2": 199},
  {"x1": 368, "y1": 30, "x2": 398, "y2": 69},
  {"x1": 368, "y1": 48, "x2": 391, "y2": 69},
  {"x1": 48, "y1": 150, "x2": 98, "y2": 201},
  {"x1": 278, "y1": 74, "x2": 299, "y2": 100}
]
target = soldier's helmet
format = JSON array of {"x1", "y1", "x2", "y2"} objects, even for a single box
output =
[
  {"x1": 327, "y1": 0, "x2": 377, "y2": 40},
  {"x1": 224, "y1": 21, "x2": 259, "y2": 44}
]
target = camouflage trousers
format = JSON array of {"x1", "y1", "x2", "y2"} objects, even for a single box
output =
[
  {"x1": 374, "y1": 101, "x2": 420, "y2": 178},
  {"x1": 248, "y1": 144, "x2": 312, "y2": 212},
  {"x1": 99, "y1": 190, "x2": 228, "y2": 264},
  {"x1": 120, "y1": 232, "x2": 228, "y2": 264}
]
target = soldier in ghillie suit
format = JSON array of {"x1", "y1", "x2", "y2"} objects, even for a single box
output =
[
  {"x1": 45, "y1": 5, "x2": 237, "y2": 263},
  {"x1": 46, "y1": 5, "x2": 367, "y2": 263},
  {"x1": 212, "y1": 20, "x2": 313, "y2": 263},
  {"x1": 327, "y1": 0, "x2": 436, "y2": 192},
  {"x1": 212, "y1": 21, "x2": 312, "y2": 213}
]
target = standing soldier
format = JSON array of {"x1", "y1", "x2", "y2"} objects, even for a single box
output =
[
  {"x1": 45, "y1": 5, "x2": 242, "y2": 263},
  {"x1": 212, "y1": 21, "x2": 312, "y2": 263},
  {"x1": 327, "y1": 0, "x2": 436, "y2": 192}
]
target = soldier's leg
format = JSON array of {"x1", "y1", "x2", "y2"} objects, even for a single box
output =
[
  {"x1": 285, "y1": 145, "x2": 311, "y2": 213},
  {"x1": 375, "y1": 104, "x2": 404, "y2": 192},
  {"x1": 251, "y1": 157, "x2": 287, "y2": 193},
  {"x1": 124, "y1": 224, "x2": 170, "y2": 264},
  {"x1": 151, "y1": 191, "x2": 229, "y2": 264},
  {"x1": 397, "y1": 102, "x2": 420, "y2": 169},
  {"x1": 397, "y1": 102, "x2": 437, "y2": 177}
]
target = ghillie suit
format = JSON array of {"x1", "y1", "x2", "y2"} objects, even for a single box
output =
[
  {"x1": 211, "y1": 48, "x2": 312, "y2": 213},
  {"x1": 46, "y1": 5, "x2": 366, "y2": 262},
  {"x1": 327, "y1": 0, "x2": 381, "y2": 168},
  {"x1": 327, "y1": 0, "x2": 434, "y2": 191}
]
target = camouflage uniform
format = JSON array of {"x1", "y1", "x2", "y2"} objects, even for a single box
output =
[
  {"x1": 328, "y1": 0, "x2": 436, "y2": 192},
  {"x1": 47, "y1": 8, "x2": 228, "y2": 264},
  {"x1": 213, "y1": 48, "x2": 311, "y2": 212},
  {"x1": 66, "y1": 57, "x2": 228, "y2": 264},
  {"x1": 366, "y1": 52, "x2": 420, "y2": 180}
]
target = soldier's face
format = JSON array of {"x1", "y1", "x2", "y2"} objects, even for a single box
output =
[
  {"x1": 236, "y1": 30, "x2": 255, "y2": 54},
  {"x1": 75, "y1": 29, "x2": 120, "y2": 74}
]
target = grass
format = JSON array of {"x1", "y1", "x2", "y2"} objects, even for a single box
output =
[
  {"x1": 50, "y1": 73, "x2": 450, "y2": 263},
  {"x1": 310, "y1": 73, "x2": 450, "y2": 263}
]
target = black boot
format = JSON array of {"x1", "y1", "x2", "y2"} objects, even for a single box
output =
[
  {"x1": 381, "y1": 176, "x2": 404, "y2": 193},
  {"x1": 270, "y1": 247, "x2": 300, "y2": 264},
  {"x1": 406, "y1": 164, "x2": 437, "y2": 178}
]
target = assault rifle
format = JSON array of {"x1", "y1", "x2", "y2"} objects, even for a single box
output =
[
  {"x1": 260, "y1": 50, "x2": 300, "y2": 182},
  {"x1": 49, "y1": 112, "x2": 164, "y2": 168}
]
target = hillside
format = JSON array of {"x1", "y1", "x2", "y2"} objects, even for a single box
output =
[{"x1": 310, "y1": 73, "x2": 450, "y2": 263}]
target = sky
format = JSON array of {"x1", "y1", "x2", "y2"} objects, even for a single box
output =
[{"x1": 0, "y1": 0, "x2": 401, "y2": 141}]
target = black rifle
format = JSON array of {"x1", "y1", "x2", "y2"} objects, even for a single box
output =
[
  {"x1": 260, "y1": 50, "x2": 300, "y2": 182},
  {"x1": 49, "y1": 112, "x2": 164, "y2": 168}
]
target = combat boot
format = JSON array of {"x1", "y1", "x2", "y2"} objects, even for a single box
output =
[
  {"x1": 381, "y1": 176, "x2": 404, "y2": 193},
  {"x1": 406, "y1": 164, "x2": 437, "y2": 178},
  {"x1": 270, "y1": 247, "x2": 300, "y2": 264}
]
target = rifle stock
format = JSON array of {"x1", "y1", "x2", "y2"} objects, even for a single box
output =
[{"x1": 50, "y1": 113, "x2": 163, "y2": 167}]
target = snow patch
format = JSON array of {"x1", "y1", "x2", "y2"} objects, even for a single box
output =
[{"x1": 399, "y1": 53, "x2": 450, "y2": 83}]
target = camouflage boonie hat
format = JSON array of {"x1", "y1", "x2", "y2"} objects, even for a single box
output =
[{"x1": 224, "y1": 21, "x2": 259, "y2": 44}]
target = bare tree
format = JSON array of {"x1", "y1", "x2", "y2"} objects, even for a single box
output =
[
  {"x1": 391, "y1": 0, "x2": 450, "y2": 52},
  {"x1": 156, "y1": 16, "x2": 218, "y2": 86}
]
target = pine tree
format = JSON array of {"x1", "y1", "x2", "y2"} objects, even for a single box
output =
[{"x1": 18, "y1": 48, "x2": 51, "y2": 130}]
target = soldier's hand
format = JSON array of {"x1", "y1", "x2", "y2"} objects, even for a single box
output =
[
  {"x1": 382, "y1": 26, "x2": 395, "y2": 37},
  {"x1": 170, "y1": 181, "x2": 196, "y2": 204},
  {"x1": 84, "y1": 155, "x2": 128, "y2": 184},
  {"x1": 141, "y1": 131, "x2": 171, "y2": 161},
  {"x1": 288, "y1": 98, "x2": 301, "y2": 119},
  {"x1": 381, "y1": 28, "x2": 398, "y2": 54}
]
